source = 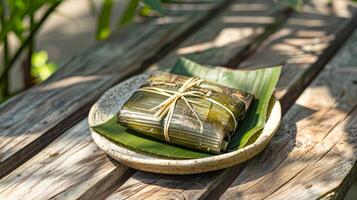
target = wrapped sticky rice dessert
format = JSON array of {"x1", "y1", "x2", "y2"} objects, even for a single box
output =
[{"x1": 118, "y1": 71, "x2": 253, "y2": 154}]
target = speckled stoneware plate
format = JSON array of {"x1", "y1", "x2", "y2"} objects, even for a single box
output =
[{"x1": 88, "y1": 73, "x2": 281, "y2": 174}]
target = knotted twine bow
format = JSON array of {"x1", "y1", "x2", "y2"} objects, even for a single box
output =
[{"x1": 138, "y1": 77, "x2": 238, "y2": 142}]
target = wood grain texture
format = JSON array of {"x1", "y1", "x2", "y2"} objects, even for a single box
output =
[
  {"x1": 107, "y1": 1, "x2": 357, "y2": 199},
  {"x1": 220, "y1": 29, "x2": 357, "y2": 200},
  {"x1": 107, "y1": 171, "x2": 225, "y2": 200},
  {"x1": 153, "y1": 0, "x2": 289, "y2": 69},
  {"x1": 0, "y1": 0, "x2": 233, "y2": 179},
  {"x1": 0, "y1": 0, "x2": 288, "y2": 198},
  {"x1": 237, "y1": 2, "x2": 357, "y2": 112},
  {"x1": 0, "y1": 119, "x2": 134, "y2": 199}
]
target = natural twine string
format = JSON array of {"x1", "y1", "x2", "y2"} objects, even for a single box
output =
[{"x1": 138, "y1": 77, "x2": 237, "y2": 142}]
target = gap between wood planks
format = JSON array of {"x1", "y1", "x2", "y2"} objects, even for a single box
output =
[{"x1": 333, "y1": 152, "x2": 357, "y2": 200}]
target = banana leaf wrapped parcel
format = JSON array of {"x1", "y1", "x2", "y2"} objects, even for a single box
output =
[{"x1": 118, "y1": 71, "x2": 254, "y2": 154}]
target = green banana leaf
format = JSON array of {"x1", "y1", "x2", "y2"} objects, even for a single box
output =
[{"x1": 91, "y1": 57, "x2": 281, "y2": 159}]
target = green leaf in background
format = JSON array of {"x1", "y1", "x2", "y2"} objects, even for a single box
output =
[
  {"x1": 119, "y1": 0, "x2": 139, "y2": 26},
  {"x1": 139, "y1": 5, "x2": 152, "y2": 16},
  {"x1": 92, "y1": 57, "x2": 281, "y2": 158},
  {"x1": 31, "y1": 51, "x2": 57, "y2": 82},
  {"x1": 96, "y1": 0, "x2": 113, "y2": 40}
]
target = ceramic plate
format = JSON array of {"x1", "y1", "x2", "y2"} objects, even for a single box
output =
[{"x1": 88, "y1": 73, "x2": 281, "y2": 174}]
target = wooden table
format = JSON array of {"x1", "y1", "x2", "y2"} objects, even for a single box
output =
[{"x1": 0, "y1": 0, "x2": 356, "y2": 199}]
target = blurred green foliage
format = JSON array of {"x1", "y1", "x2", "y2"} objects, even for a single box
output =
[
  {"x1": 0, "y1": 0, "x2": 60, "y2": 42},
  {"x1": 96, "y1": 0, "x2": 165, "y2": 40},
  {"x1": 31, "y1": 51, "x2": 57, "y2": 82},
  {"x1": 96, "y1": 0, "x2": 114, "y2": 40},
  {"x1": 0, "y1": 0, "x2": 61, "y2": 102}
]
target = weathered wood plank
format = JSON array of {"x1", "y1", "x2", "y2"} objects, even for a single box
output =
[
  {"x1": 107, "y1": 1, "x2": 357, "y2": 199},
  {"x1": 0, "y1": 0, "x2": 233, "y2": 179},
  {"x1": 154, "y1": 0, "x2": 289, "y2": 69},
  {"x1": 0, "y1": 120, "x2": 133, "y2": 199},
  {"x1": 264, "y1": 106, "x2": 357, "y2": 200},
  {"x1": 0, "y1": 0, "x2": 289, "y2": 198},
  {"x1": 220, "y1": 28, "x2": 357, "y2": 200}
]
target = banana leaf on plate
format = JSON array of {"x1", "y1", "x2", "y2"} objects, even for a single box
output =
[{"x1": 91, "y1": 57, "x2": 281, "y2": 159}]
